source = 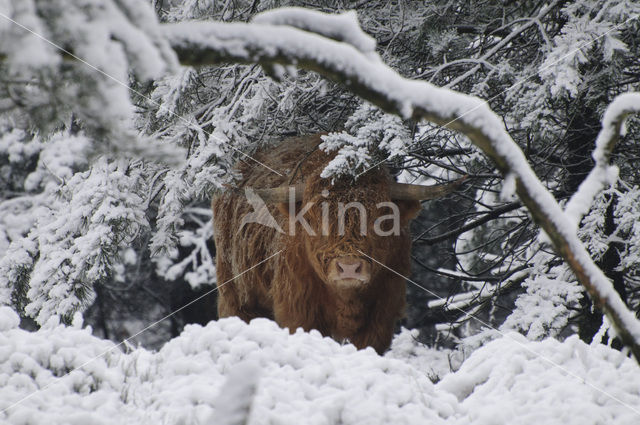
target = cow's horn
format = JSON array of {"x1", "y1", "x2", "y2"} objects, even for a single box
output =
[
  {"x1": 251, "y1": 183, "x2": 306, "y2": 203},
  {"x1": 389, "y1": 175, "x2": 468, "y2": 200}
]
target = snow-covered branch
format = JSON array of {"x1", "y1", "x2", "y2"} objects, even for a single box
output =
[
  {"x1": 251, "y1": 8, "x2": 377, "y2": 57},
  {"x1": 162, "y1": 9, "x2": 640, "y2": 361},
  {"x1": 564, "y1": 93, "x2": 640, "y2": 229}
]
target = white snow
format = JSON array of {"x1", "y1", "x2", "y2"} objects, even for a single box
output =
[
  {"x1": 252, "y1": 8, "x2": 378, "y2": 57},
  {"x1": 23, "y1": 132, "x2": 92, "y2": 192},
  {"x1": 439, "y1": 333, "x2": 640, "y2": 424},
  {"x1": 1, "y1": 309, "x2": 640, "y2": 424},
  {"x1": 500, "y1": 275, "x2": 583, "y2": 340},
  {"x1": 318, "y1": 103, "x2": 412, "y2": 179}
]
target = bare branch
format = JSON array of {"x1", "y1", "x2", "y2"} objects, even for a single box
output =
[{"x1": 414, "y1": 200, "x2": 525, "y2": 245}]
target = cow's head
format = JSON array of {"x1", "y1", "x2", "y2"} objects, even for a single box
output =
[{"x1": 251, "y1": 170, "x2": 466, "y2": 290}]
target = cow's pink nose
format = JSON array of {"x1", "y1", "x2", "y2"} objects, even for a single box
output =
[{"x1": 330, "y1": 257, "x2": 371, "y2": 283}]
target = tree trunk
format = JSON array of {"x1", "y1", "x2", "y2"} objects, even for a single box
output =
[{"x1": 579, "y1": 194, "x2": 627, "y2": 348}]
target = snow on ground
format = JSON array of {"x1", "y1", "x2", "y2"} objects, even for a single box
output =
[
  {"x1": 439, "y1": 333, "x2": 640, "y2": 425},
  {"x1": 1, "y1": 306, "x2": 640, "y2": 424}
]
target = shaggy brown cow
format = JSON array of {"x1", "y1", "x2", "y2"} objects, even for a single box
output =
[{"x1": 212, "y1": 134, "x2": 463, "y2": 353}]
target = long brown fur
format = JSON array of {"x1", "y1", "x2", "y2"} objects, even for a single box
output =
[{"x1": 211, "y1": 134, "x2": 420, "y2": 354}]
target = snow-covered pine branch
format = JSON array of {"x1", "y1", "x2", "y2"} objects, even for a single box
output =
[
  {"x1": 318, "y1": 103, "x2": 412, "y2": 179},
  {"x1": 160, "y1": 8, "x2": 640, "y2": 360},
  {"x1": 0, "y1": 158, "x2": 149, "y2": 324},
  {"x1": 0, "y1": 0, "x2": 177, "y2": 148}
]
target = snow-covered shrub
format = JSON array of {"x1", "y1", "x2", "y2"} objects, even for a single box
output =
[
  {"x1": 0, "y1": 159, "x2": 149, "y2": 324},
  {"x1": 2, "y1": 309, "x2": 639, "y2": 424}
]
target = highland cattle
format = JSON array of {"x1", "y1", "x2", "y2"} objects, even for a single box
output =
[{"x1": 212, "y1": 133, "x2": 464, "y2": 353}]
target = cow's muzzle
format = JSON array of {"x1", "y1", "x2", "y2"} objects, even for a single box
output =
[{"x1": 328, "y1": 256, "x2": 372, "y2": 287}]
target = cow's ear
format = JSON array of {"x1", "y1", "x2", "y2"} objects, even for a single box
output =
[{"x1": 397, "y1": 200, "x2": 422, "y2": 223}]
